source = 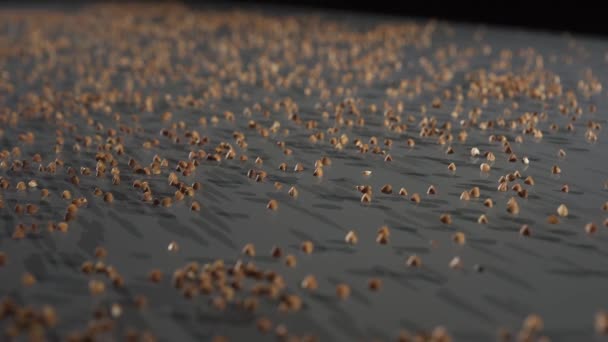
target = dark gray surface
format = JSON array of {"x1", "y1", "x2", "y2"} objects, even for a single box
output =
[{"x1": 1, "y1": 4, "x2": 608, "y2": 341}]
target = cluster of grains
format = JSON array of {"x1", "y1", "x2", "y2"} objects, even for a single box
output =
[
  {"x1": 0, "y1": 298, "x2": 58, "y2": 340},
  {"x1": 496, "y1": 314, "x2": 551, "y2": 342}
]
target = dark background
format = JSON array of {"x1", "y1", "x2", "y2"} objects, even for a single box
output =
[
  {"x1": 2, "y1": 1, "x2": 605, "y2": 37},
  {"x1": 213, "y1": 0, "x2": 607, "y2": 37}
]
